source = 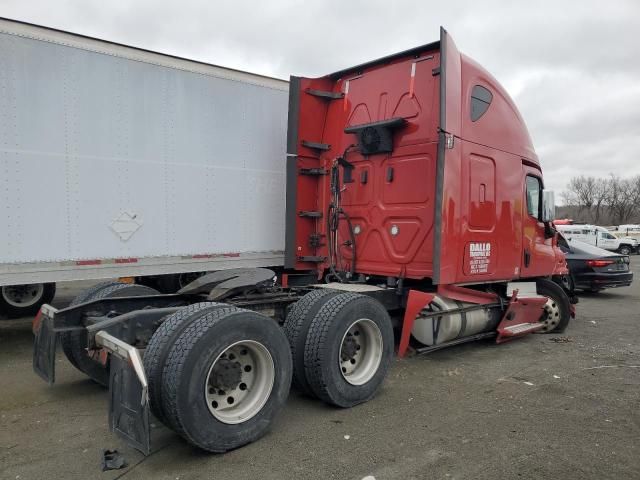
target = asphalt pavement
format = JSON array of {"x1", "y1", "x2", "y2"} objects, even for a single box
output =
[{"x1": 1, "y1": 268, "x2": 639, "y2": 480}]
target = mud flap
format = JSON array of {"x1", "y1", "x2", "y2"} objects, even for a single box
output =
[
  {"x1": 108, "y1": 355, "x2": 151, "y2": 455},
  {"x1": 33, "y1": 312, "x2": 57, "y2": 384}
]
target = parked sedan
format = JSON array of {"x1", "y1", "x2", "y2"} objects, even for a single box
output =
[{"x1": 558, "y1": 237, "x2": 633, "y2": 293}]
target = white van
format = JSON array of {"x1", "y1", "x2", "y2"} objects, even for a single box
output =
[
  {"x1": 556, "y1": 224, "x2": 638, "y2": 255},
  {"x1": 613, "y1": 225, "x2": 640, "y2": 244},
  {"x1": 617, "y1": 225, "x2": 640, "y2": 234}
]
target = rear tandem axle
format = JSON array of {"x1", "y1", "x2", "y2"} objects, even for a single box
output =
[{"x1": 32, "y1": 268, "x2": 571, "y2": 455}]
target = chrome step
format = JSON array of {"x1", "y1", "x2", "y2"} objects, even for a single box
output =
[{"x1": 501, "y1": 322, "x2": 544, "y2": 335}]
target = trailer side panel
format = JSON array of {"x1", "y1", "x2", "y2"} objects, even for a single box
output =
[{"x1": 0, "y1": 18, "x2": 288, "y2": 284}]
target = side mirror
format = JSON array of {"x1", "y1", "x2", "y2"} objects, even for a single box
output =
[{"x1": 541, "y1": 190, "x2": 555, "y2": 222}]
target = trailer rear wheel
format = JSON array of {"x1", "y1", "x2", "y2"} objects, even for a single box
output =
[
  {"x1": 161, "y1": 307, "x2": 291, "y2": 452},
  {"x1": 304, "y1": 293, "x2": 393, "y2": 408},
  {"x1": 64, "y1": 282, "x2": 160, "y2": 386},
  {"x1": 536, "y1": 279, "x2": 571, "y2": 333},
  {"x1": 0, "y1": 283, "x2": 55, "y2": 319},
  {"x1": 144, "y1": 302, "x2": 226, "y2": 424},
  {"x1": 283, "y1": 289, "x2": 339, "y2": 396}
]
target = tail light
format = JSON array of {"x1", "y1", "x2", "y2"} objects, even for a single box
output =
[{"x1": 586, "y1": 259, "x2": 614, "y2": 267}]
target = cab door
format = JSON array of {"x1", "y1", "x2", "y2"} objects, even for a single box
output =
[
  {"x1": 598, "y1": 230, "x2": 617, "y2": 250},
  {"x1": 521, "y1": 167, "x2": 556, "y2": 277},
  {"x1": 583, "y1": 230, "x2": 597, "y2": 247}
]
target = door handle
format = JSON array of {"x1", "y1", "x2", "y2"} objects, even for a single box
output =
[{"x1": 524, "y1": 249, "x2": 531, "y2": 268}]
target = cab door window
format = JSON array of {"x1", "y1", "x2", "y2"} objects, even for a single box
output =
[{"x1": 525, "y1": 175, "x2": 542, "y2": 220}]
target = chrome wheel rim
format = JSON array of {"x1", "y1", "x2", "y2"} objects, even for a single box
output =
[
  {"x1": 1, "y1": 284, "x2": 44, "y2": 308},
  {"x1": 339, "y1": 318, "x2": 383, "y2": 386},
  {"x1": 539, "y1": 297, "x2": 561, "y2": 332},
  {"x1": 204, "y1": 340, "x2": 274, "y2": 424}
]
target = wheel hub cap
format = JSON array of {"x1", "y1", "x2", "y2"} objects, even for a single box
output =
[
  {"x1": 341, "y1": 335, "x2": 358, "y2": 361},
  {"x1": 208, "y1": 358, "x2": 242, "y2": 391},
  {"x1": 204, "y1": 340, "x2": 275, "y2": 424},
  {"x1": 540, "y1": 298, "x2": 560, "y2": 332},
  {"x1": 1, "y1": 284, "x2": 44, "y2": 308},
  {"x1": 339, "y1": 318, "x2": 383, "y2": 386}
]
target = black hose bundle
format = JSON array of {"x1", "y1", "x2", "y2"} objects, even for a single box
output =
[{"x1": 326, "y1": 145, "x2": 358, "y2": 283}]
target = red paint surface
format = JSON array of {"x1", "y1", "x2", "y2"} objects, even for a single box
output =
[
  {"x1": 552, "y1": 219, "x2": 574, "y2": 225},
  {"x1": 288, "y1": 30, "x2": 566, "y2": 288},
  {"x1": 32, "y1": 308, "x2": 43, "y2": 334},
  {"x1": 114, "y1": 258, "x2": 138, "y2": 264},
  {"x1": 290, "y1": 49, "x2": 440, "y2": 277},
  {"x1": 436, "y1": 284, "x2": 497, "y2": 304},
  {"x1": 76, "y1": 259, "x2": 102, "y2": 266},
  {"x1": 496, "y1": 292, "x2": 547, "y2": 343},
  {"x1": 398, "y1": 290, "x2": 435, "y2": 357}
]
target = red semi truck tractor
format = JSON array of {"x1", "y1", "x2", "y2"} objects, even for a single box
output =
[{"x1": 33, "y1": 28, "x2": 575, "y2": 454}]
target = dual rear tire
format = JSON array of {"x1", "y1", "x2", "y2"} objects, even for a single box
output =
[
  {"x1": 284, "y1": 291, "x2": 394, "y2": 408},
  {"x1": 145, "y1": 305, "x2": 292, "y2": 452},
  {"x1": 61, "y1": 283, "x2": 292, "y2": 452},
  {"x1": 144, "y1": 291, "x2": 393, "y2": 452}
]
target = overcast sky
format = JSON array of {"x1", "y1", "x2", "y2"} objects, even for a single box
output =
[{"x1": 2, "y1": 0, "x2": 638, "y2": 198}]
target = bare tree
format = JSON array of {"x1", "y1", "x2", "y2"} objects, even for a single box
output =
[
  {"x1": 563, "y1": 174, "x2": 640, "y2": 225},
  {"x1": 563, "y1": 175, "x2": 609, "y2": 223},
  {"x1": 604, "y1": 174, "x2": 637, "y2": 225},
  {"x1": 591, "y1": 178, "x2": 608, "y2": 224},
  {"x1": 565, "y1": 176, "x2": 592, "y2": 219}
]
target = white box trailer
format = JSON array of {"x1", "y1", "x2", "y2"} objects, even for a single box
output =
[{"x1": 0, "y1": 18, "x2": 288, "y2": 316}]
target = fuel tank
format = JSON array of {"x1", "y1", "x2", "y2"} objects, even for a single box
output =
[{"x1": 411, "y1": 296, "x2": 501, "y2": 346}]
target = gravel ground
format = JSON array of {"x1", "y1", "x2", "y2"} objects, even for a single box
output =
[{"x1": 1, "y1": 268, "x2": 639, "y2": 480}]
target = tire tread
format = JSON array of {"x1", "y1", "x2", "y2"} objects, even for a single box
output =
[
  {"x1": 61, "y1": 281, "x2": 120, "y2": 368},
  {"x1": 161, "y1": 307, "x2": 239, "y2": 440},
  {"x1": 143, "y1": 302, "x2": 223, "y2": 424},
  {"x1": 283, "y1": 289, "x2": 338, "y2": 395},
  {"x1": 303, "y1": 293, "x2": 360, "y2": 405}
]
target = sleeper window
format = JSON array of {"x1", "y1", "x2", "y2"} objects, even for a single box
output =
[{"x1": 471, "y1": 85, "x2": 493, "y2": 121}]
